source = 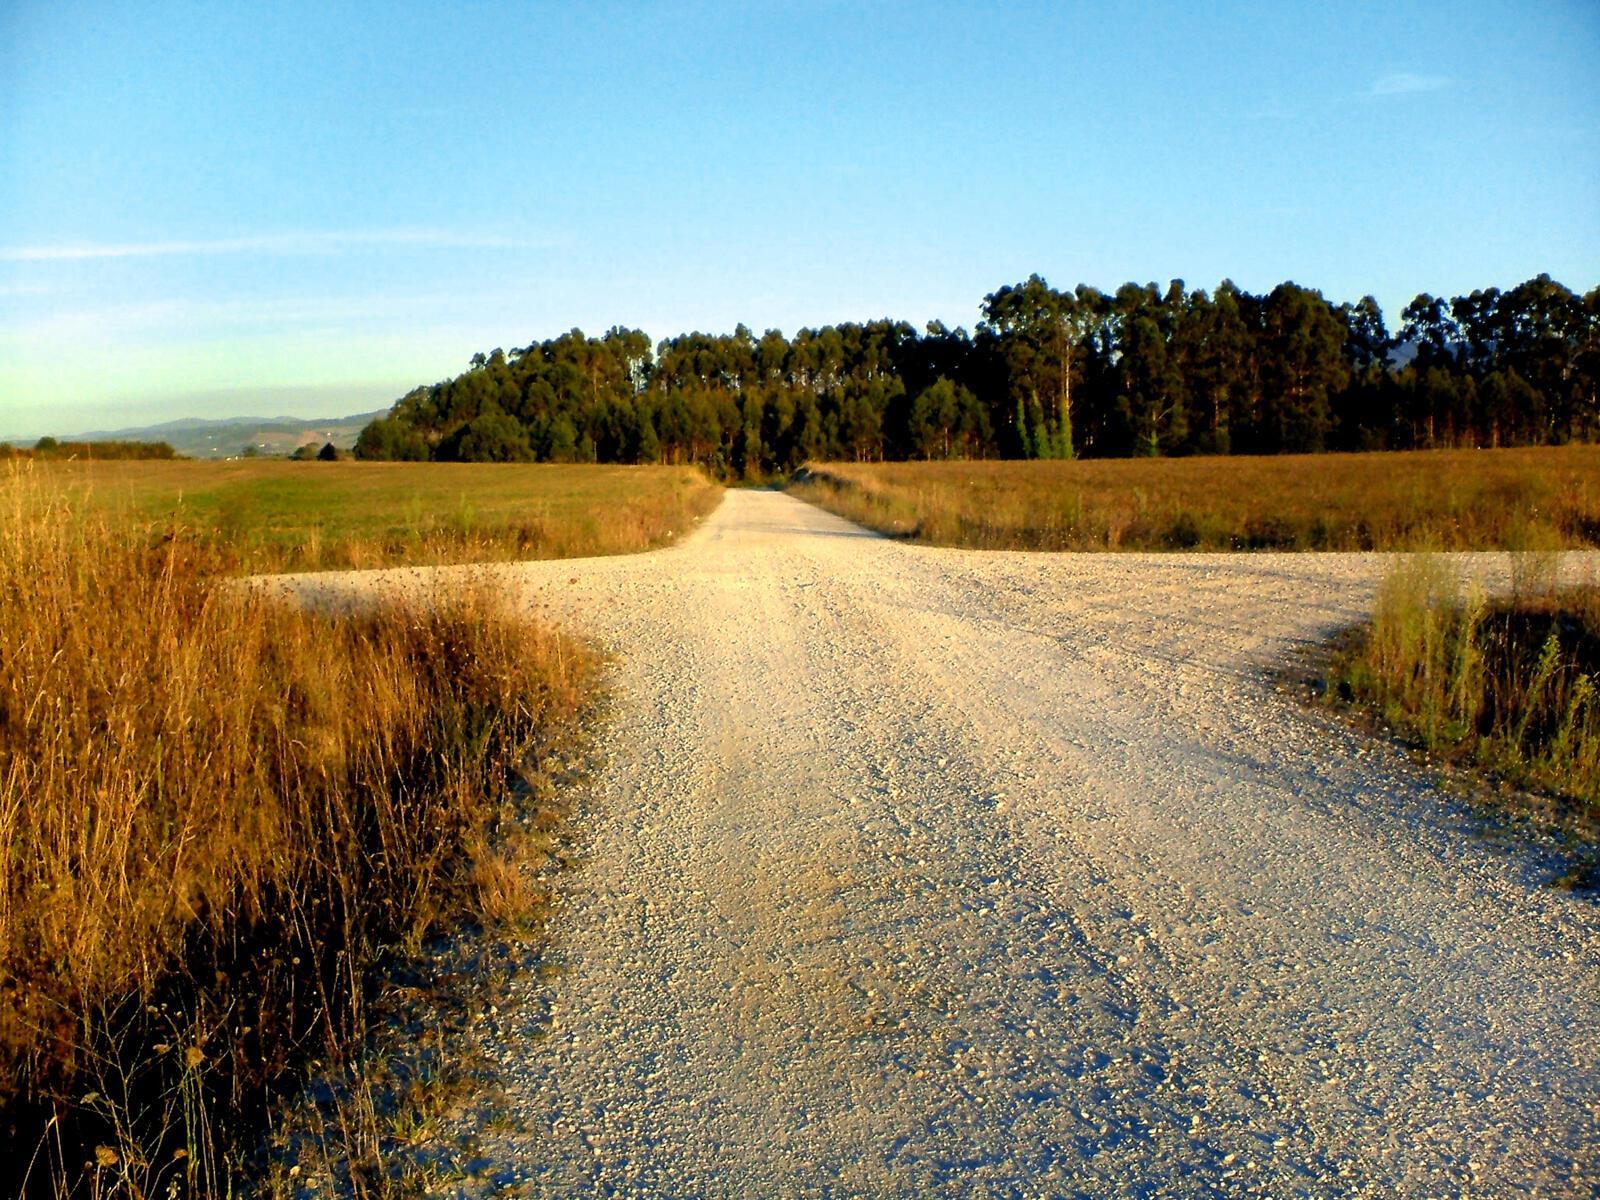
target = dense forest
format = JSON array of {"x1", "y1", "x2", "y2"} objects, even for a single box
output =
[{"x1": 356, "y1": 274, "x2": 1600, "y2": 472}]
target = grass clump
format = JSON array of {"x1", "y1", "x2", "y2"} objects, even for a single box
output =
[
  {"x1": 0, "y1": 473, "x2": 592, "y2": 1196},
  {"x1": 32, "y1": 459, "x2": 721, "y2": 573},
  {"x1": 792, "y1": 446, "x2": 1600, "y2": 552},
  {"x1": 1333, "y1": 555, "x2": 1600, "y2": 813}
]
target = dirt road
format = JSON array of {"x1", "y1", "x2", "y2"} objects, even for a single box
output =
[{"x1": 286, "y1": 489, "x2": 1597, "y2": 1198}]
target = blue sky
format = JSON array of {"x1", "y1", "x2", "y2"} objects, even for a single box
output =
[{"x1": 1, "y1": 0, "x2": 1596, "y2": 437}]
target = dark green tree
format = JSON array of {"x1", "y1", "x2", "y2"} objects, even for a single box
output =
[
  {"x1": 449, "y1": 409, "x2": 534, "y2": 462},
  {"x1": 1259, "y1": 283, "x2": 1349, "y2": 452},
  {"x1": 1119, "y1": 313, "x2": 1187, "y2": 455}
]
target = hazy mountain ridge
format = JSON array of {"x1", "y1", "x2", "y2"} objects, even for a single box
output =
[{"x1": 2, "y1": 410, "x2": 390, "y2": 458}]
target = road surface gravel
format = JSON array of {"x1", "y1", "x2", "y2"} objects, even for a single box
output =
[{"x1": 279, "y1": 489, "x2": 1597, "y2": 1198}]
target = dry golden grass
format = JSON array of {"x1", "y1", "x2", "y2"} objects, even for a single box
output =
[
  {"x1": 31, "y1": 459, "x2": 722, "y2": 572},
  {"x1": 795, "y1": 447, "x2": 1600, "y2": 552},
  {"x1": 1334, "y1": 556, "x2": 1600, "y2": 817},
  {"x1": 0, "y1": 472, "x2": 593, "y2": 1196}
]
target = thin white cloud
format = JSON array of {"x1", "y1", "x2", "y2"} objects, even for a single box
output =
[
  {"x1": 0, "y1": 229, "x2": 549, "y2": 263},
  {"x1": 1365, "y1": 72, "x2": 1452, "y2": 98},
  {"x1": 0, "y1": 286, "x2": 547, "y2": 344}
]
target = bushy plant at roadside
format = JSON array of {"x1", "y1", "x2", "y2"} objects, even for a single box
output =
[{"x1": 1336, "y1": 555, "x2": 1600, "y2": 808}]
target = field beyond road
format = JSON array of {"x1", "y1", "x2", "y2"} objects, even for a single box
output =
[
  {"x1": 279, "y1": 489, "x2": 1598, "y2": 1197},
  {"x1": 15, "y1": 459, "x2": 720, "y2": 572},
  {"x1": 794, "y1": 446, "x2": 1600, "y2": 552}
]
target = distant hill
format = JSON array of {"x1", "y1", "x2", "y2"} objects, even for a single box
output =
[{"x1": 4, "y1": 410, "x2": 389, "y2": 459}]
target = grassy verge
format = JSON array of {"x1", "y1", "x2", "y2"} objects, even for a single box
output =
[
  {"x1": 0, "y1": 482, "x2": 594, "y2": 1196},
  {"x1": 792, "y1": 447, "x2": 1600, "y2": 551},
  {"x1": 32, "y1": 460, "x2": 721, "y2": 572},
  {"x1": 1329, "y1": 555, "x2": 1600, "y2": 829}
]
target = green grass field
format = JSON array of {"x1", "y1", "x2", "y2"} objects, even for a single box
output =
[
  {"x1": 12, "y1": 459, "x2": 722, "y2": 572},
  {"x1": 792, "y1": 447, "x2": 1600, "y2": 553}
]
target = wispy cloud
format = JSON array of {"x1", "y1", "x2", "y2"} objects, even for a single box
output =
[
  {"x1": 1365, "y1": 72, "x2": 1452, "y2": 98},
  {"x1": 0, "y1": 229, "x2": 549, "y2": 263},
  {"x1": 0, "y1": 287, "x2": 544, "y2": 344}
]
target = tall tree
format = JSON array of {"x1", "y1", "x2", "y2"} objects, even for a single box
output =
[
  {"x1": 980, "y1": 275, "x2": 1086, "y2": 458},
  {"x1": 1259, "y1": 284, "x2": 1349, "y2": 453},
  {"x1": 1119, "y1": 313, "x2": 1187, "y2": 456}
]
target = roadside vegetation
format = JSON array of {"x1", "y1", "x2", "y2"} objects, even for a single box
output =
[
  {"x1": 32, "y1": 459, "x2": 720, "y2": 572},
  {"x1": 1331, "y1": 555, "x2": 1600, "y2": 825},
  {"x1": 789, "y1": 447, "x2": 1600, "y2": 553},
  {"x1": 0, "y1": 475, "x2": 596, "y2": 1196}
]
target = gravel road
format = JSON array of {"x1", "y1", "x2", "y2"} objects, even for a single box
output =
[{"x1": 281, "y1": 488, "x2": 1597, "y2": 1198}]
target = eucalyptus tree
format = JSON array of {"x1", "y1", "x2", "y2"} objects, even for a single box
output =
[
  {"x1": 980, "y1": 274, "x2": 1088, "y2": 458},
  {"x1": 1258, "y1": 283, "x2": 1349, "y2": 453}
]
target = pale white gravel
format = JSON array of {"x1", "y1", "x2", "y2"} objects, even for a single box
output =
[{"x1": 274, "y1": 489, "x2": 1599, "y2": 1199}]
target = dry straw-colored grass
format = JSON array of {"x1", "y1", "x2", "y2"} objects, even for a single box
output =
[
  {"x1": 1335, "y1": 555, "x2": 1600, "y2": 815},
  {"x1": 795, "y1": 447, "x2": 1600, "y2": 552},
  {"x1": 0, "y1": 468, "x2": 593, "y2": 1196}
]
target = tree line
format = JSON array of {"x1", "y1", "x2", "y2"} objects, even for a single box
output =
[
  {"x1": 2, "y1": 438, "x2": 179, "y2": 461},
  {"x1": 355, "y1": 273, "x2": 1599, "y2": 472}
]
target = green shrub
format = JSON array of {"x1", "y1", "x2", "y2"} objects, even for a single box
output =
[{"x1": 1336, "y1": 556, "x2": 1600, "y2": 808}]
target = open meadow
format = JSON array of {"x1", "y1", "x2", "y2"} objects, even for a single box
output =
[
  {"x1": 21, "y1": 459, "x2": 721, "y2": 572},
  {"x1": 793, "y1": 446, "x2": 1600, "y2": 553}
]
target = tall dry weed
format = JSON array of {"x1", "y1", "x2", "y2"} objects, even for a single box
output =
[
  {"x1": 1336, "y1": 554, "x2": 1600, "y2": 811},
  {"x1": 0, "y1": 468, "x2": 591, "y2": 1195}
]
